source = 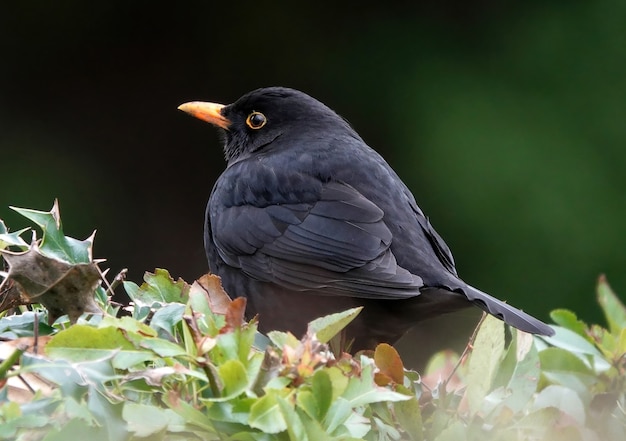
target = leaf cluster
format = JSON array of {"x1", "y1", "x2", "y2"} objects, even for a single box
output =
[{"x1": 0, "y1": 201, "x2": 624, "y2": 441}]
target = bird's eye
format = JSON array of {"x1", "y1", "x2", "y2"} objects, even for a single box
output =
[{"x1": 246, "y1": 111, "x2": 267, "y2": 129}]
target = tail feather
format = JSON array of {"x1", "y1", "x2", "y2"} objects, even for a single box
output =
[{"x1": 464, "y1": 285, "x2": 554, "y2": 336}]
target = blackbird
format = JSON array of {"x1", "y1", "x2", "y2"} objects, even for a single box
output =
[{"x1": 178, "y1": 87, "x2": 554, "y2": 351}]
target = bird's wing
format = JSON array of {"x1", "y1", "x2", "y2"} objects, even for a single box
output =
[
  {"x1": 417, "y1": 215, "x2": 457, "y2": 276},
  {"x1": 403, "y1": 191, "x2": 457, "y2": 276},
  {"x1": 210, "y1": 180, "x2": 423, "y2": 298}
]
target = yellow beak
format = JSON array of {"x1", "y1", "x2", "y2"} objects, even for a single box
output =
[{"x1": 177, "y1": 101, "x2": 231, "y2": 130}]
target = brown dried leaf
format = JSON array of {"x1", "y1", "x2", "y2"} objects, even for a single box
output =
[
  {"x1": 0, "y1": 278, "x2": 26, "y2": 312},
  {"x1": 0, "y1": 242, "x2": 102, "y2": 323},
  {"x1": 374, "y1": 343, "x2": 404, "y2": 386},
  {"x1": 1, "y1": 336, "x2": 53, "y2": 356},
  {"x1": 221, "y1": 297, "x2": 247, "y2": 333},
  {"x1": 0, "y1": 341, "x2": 56, "y2": 403},
  {"x1": 191, "y1": 273, "x2": 232, "y2": 315}
]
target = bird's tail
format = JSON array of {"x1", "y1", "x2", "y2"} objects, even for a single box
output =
[{"x1": 464, "y1": 285, "x2": 554, "y2": 336}]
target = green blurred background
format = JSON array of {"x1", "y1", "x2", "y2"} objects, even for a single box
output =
[{"x1": 2, "y1": 1, "x2": 624, "y2": 351}]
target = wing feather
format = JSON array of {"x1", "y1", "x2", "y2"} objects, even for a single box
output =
[{"x1": 211, "y1": 180, "x2": 422, "y2": 298}]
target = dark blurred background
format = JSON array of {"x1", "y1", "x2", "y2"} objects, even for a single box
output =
[{"x1": 2, "y1": 1, "x2": 624, "y2": 360}]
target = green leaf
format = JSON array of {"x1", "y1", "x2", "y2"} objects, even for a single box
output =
[
  {"x1": 188, "y1": 284, "x2": 225, "y2": 336},
  {"x1": 433, "y1": 420, "x2": 466, "y2": 441},
  {"x1": 596, "y1": 275, "x2": 626, "y2": 335},
  {"x1": 550, "y1": 309, "x2": 588, "y2": 337},
  {"x1": 324, "y1": 397, "x2": 353, "y2": 434},
  {"x1": 45, "y1": 320, "x2": 165, "y2": 367},
  {"x1": 311, "y1": 369, "x2": 333, "y2": 419},
  {"x1": 307, "y1": 307, "x2": 363, "y2": 343},
  {"x1": 164, "y1": 395, "x2": 217, "y2": 433},
  {"x1": 11, "y1": 200, "x2": 93, "y2": 264},
  {"x1": 47, "y1": 325, "x2": 134, "y2": 351},
  {"x1": 124, "y1": 268, "x2": 189, "y2": 307},
  {"x1": 42, "y1": 418, "x2": 110, "y2": 441},
  {"x1": 487, "y1": 330, "x2": 540, "y2": 415},
  {"x1": 204, "y1": 399, "x2": 252, "y2": 426},
  {"x1": 18, "y1": 354, "x2": 103, "y2": 399},
  {"x1": 123, "y1": 402, "x2": 186, "y2": 437},
  {"x1": 539, "y1": 348, "x2": 597, "y2": 399},
  {"x1": 326, "y1": 366, "x2": 349, "y2": 400},
  {"x1": 341, "y1": 356, "x2": 410, "y2": 407},
  {"x1": 248, "y1": 389, "x2": 290, "y2": 433},
  {"x1": 539, "y1": 347, "x2": 594, "y2": 375},
  {"x1": 539, "y1": 326, "x2": 610, "y2": 372},
  {"x1": 532, "y1": 384, "x2": 586, "y2": 425},
  {"x1": 98, "y1": 315, "x2": 156, "y2": 336},
  {"x1": 464, "y1": 314, "x2": 505, "y2": 414},
  {"x1": 139, "y1": 337, "x2": 187, "y2": 357},
  {"x1": 276, "y1": 395, "x2": 308, "y2": 441},
  {"x1": 87, "y1": 387, "x2": 127, "y2": 441},
  {"x1": 296, "y1": 369, "x2": 334, "y2": 423},
  {"x1": 267, "y1": 330, "x2": 300, "y2": 349},
  {"x1": 297, "y1": 407, "x2": 330, "y2": 441},
  {"x1": 62, "y1": 396, "x2": 97, "y2": 423},
  {"x1": 394, "y1": 397, "x2": 423, "y2": 441},
  {"x1": 296, "y1": 390, "x2": 318, "y2": 421},
  {"x1": 0, "y1": 226, "x2": 30, "y2": 249},
  {"x1": 0, "y1": 311, "x2": 54, "y2": 339},
  {"x1": 0, "y1": 401, "x2": 50, "y2": 438},
  {"x1": 216, "y1": 359, "x2": 249, "y2": 400},
  {"x1": 150, "y1": 302, "x2": 186, "y2": 336},
  {"x1": 343, "y1": 411, "x2": 371, "y2": 438},
  {"x1": 499, "y1": 407, "x2": 560, "y2": 440}
]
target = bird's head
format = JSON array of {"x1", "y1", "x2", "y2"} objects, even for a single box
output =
[{"x1": 178, "y1": 87, "x2": 358, "y2": 165}]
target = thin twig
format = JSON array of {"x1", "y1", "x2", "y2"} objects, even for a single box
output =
[{"x1": 445, "y1": 312, "x2": 487, "y2": 386}]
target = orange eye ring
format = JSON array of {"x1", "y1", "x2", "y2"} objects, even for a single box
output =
[{"x1": 246, "y1": 111, "x2": 267, "y2": 129}]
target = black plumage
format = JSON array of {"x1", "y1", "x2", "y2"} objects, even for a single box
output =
[{"x1": 178, "y1": 87, "x2": 554, "y2": 351}]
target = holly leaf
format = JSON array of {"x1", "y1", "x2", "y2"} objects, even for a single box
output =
[{"x1": 1, "y1": 241, "x2": 102, "y2": 323}]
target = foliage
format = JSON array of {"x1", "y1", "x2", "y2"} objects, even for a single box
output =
[{"x1": 0, "y1": 202, "x2": 625, "y2": 441}]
